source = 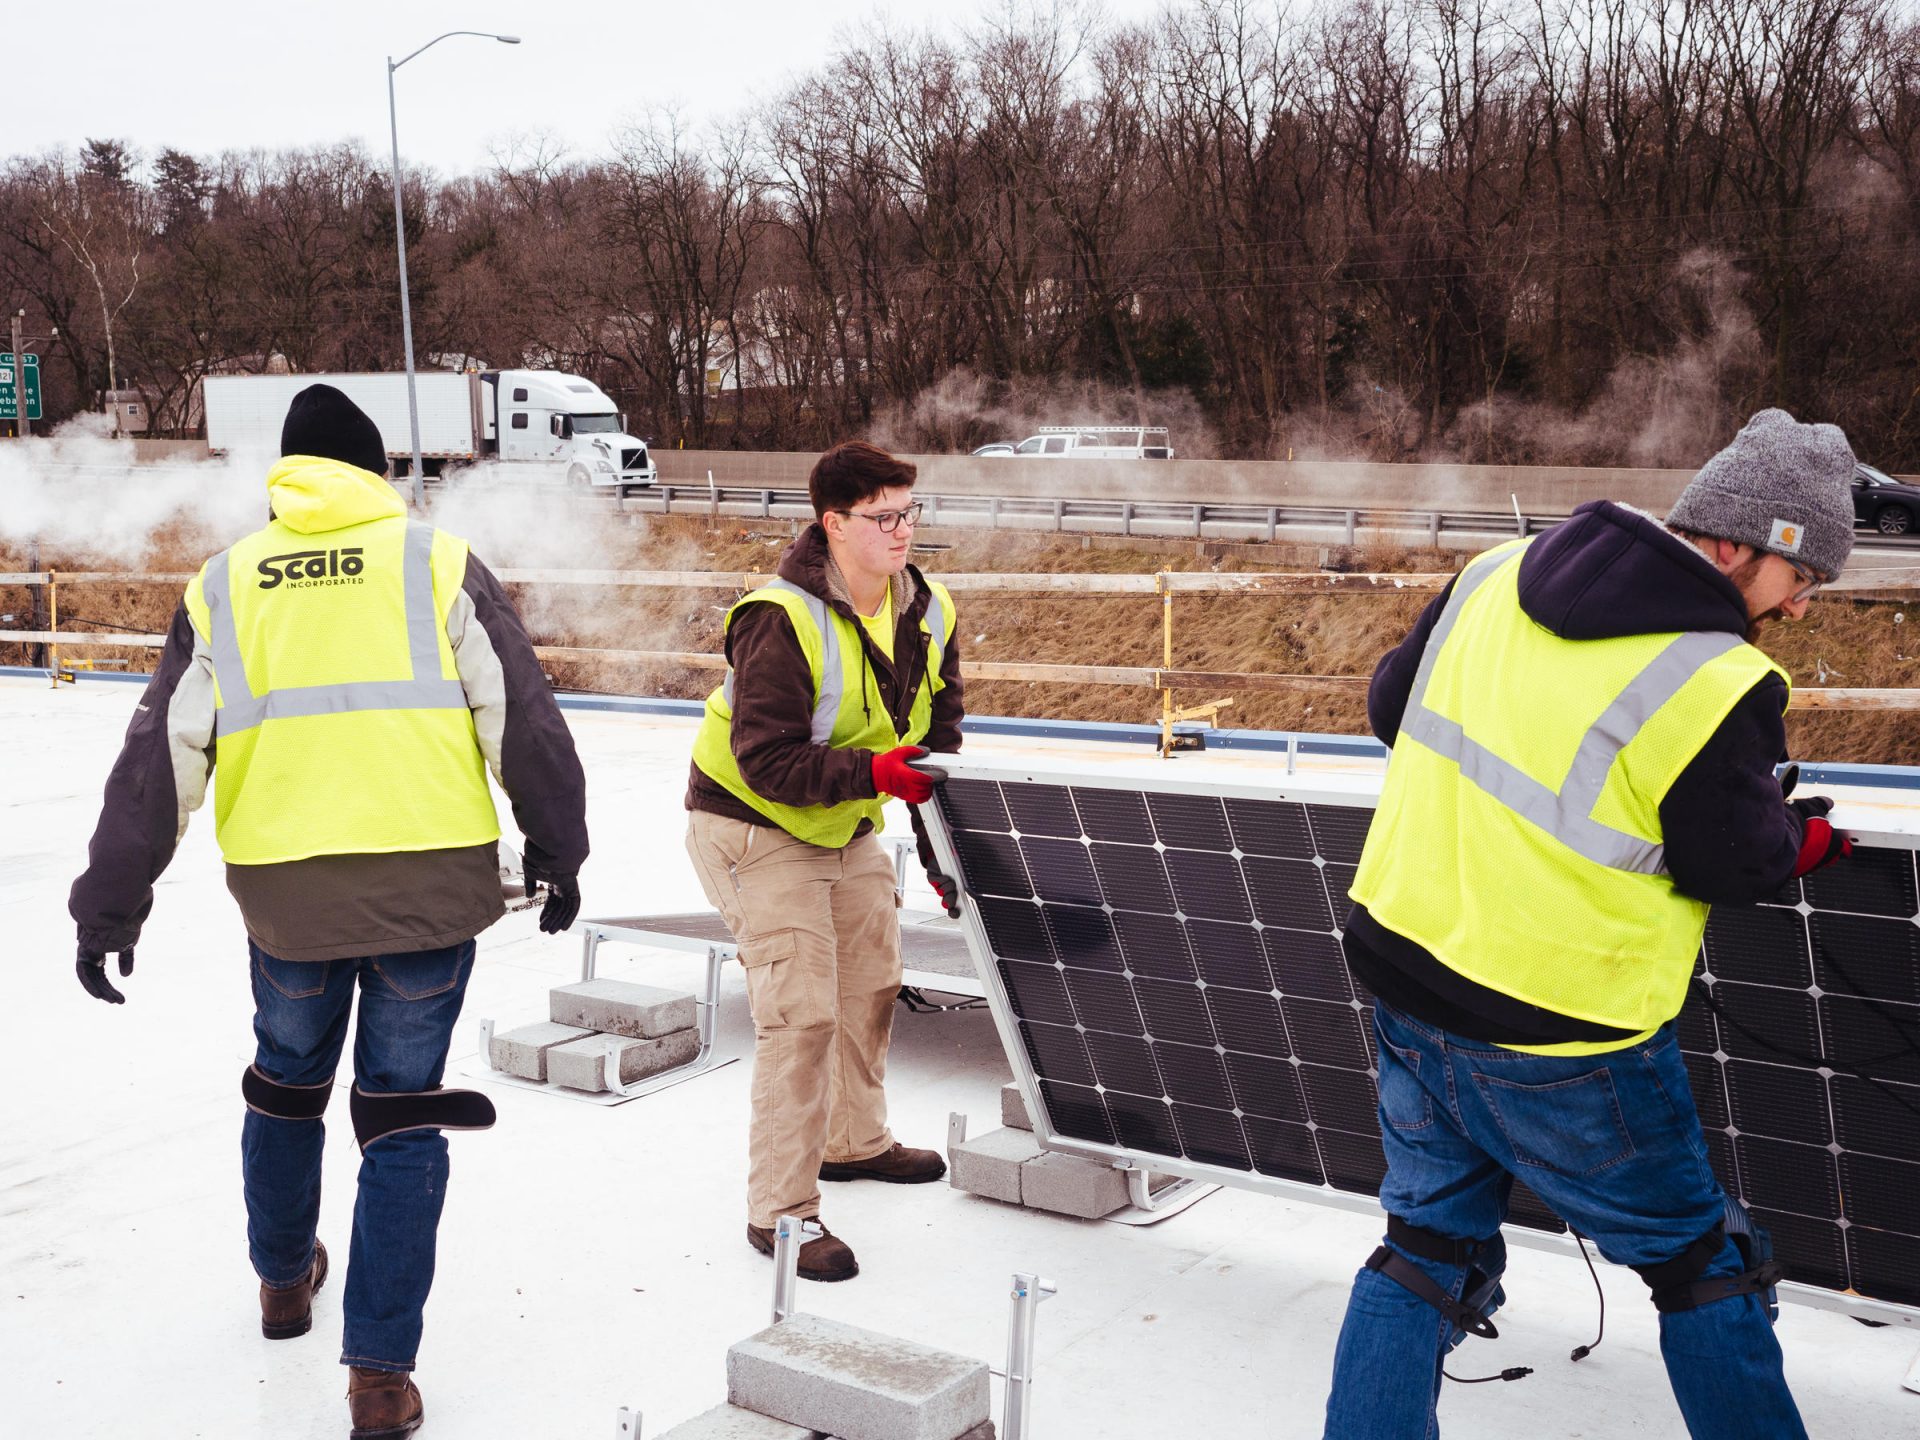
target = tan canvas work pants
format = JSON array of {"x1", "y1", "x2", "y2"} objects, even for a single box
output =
[{"x1": 686, "y1": 811, "x2": 903, "y2": 1228}]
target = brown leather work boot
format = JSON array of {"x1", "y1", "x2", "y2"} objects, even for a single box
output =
[
  {"x1": 347, "y1": 1366, "x2": 424, "y2": 1440},
  {"x1": 819, "y1": 1141, "x2": 947, "y2": 1185},
  {"x1": 259, "y1": 1240, "x2": 328, "y2": 1340},
  {"x1": 746, "y1": 1222, "x2": 860, "y2": 1282}
]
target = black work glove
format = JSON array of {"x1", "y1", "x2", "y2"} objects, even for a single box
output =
[
  {"x1": 524, "y1": 864, "x2": 581, "y2": 935},
  {"x1": 927, "y1": 870, "x2": 962, "y2": 919},
  {"x1": 1788, "y1": 796, "x2": 1851, "y2": 878},
  {"x1": 1789, "y1": 796, "x2": 1834, "y2": 827},
  {"x1": 76, "y1": 944, "x2": 135, "y2": 1005}
]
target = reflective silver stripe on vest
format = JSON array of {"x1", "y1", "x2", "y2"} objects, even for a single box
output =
[
  {"x1": 721, "y1": 577, "x2": 842, "y2": 744},
  {"x1": 1399, "y1": 547, "x2": 1742, "y2": 876},
  {"x1": 203, "y1": 522, "x2": 462, "y2": 738}
]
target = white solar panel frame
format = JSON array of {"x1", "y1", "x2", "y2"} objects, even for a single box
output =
[{"x1": 916, "y1": 749, "x2": 1920, "y2": 1328}]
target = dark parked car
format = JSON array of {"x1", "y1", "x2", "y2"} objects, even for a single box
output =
[
  {"x1": 1853, "y1": 463, "x2": 1920, "y2": 535},
  {"x1": 1843, "y1": 468, "x2": 1920, "y2": 537}
]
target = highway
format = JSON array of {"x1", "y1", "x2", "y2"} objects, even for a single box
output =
[{"x1": 602, "y1": 480, "x2": 1920, "y2": 566}]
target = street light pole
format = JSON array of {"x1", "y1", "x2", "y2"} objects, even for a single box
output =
[{"x1": 387, "y1": 30, "x2": 521, "y2": 508}]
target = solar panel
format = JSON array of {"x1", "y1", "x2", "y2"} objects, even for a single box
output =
[{"x1": 919, "y1": 753, "x2": 1920, "y2": 1321}]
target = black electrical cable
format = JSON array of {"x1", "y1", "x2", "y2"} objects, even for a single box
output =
[
  {"x1": 897, "y1": 985, "x2": 987, "y2": 1013},
  {"x1": 1569, "y1": 1229, "x2": 1606, "y2": 1363}
]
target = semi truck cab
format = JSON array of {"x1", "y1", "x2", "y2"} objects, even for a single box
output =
[{"x1": 487, "y1": 369, "x2": 657, "y2": 492}]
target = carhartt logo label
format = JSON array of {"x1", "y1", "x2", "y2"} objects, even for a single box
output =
[
  {"x1": 1769, "y1": 519, "x2": 1802, "y2": 553},
  {"x1": 258, "y1": 548, "x2": 366, "y2": 589}
]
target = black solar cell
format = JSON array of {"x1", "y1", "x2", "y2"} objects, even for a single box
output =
[
  {"x1": 1304, "y1": 805, "x2": 1372, "y2": 863},
  {"x1": 1066, "y1": 969, "x2": 1146, "y2": 1035},
  {"x1": 1174, "y1": 1105, "x2": 1255, "y2": 1170},
  {"x1": 1724, "y1": 1060, "x2": 1832, "y2": 1147},
  {"x1": 1090, "y1": 843, "x2": 1176, "y2": 913},
  {"x1": 1847, "y1": 1226, "x2": 1920, "y2": 1306},
  {"x1": 1703, "y1": 905, "x2": 1810, "y2": 988},
  {"x1": 978, "y1": 895, "x2": 1053, "y2": 964},
  {"x1": 1801, "y1": 847, "x2": 1917, "y2": 917},
  {"x1": 1162, "y1": 848, "x2": 1254, "y2": 923},
  {"x1": 1106, "y1": 1091, "x2": 1183, "y2": 1156},
  {"x1": 1155, "y1": 1040, "x2": 1237, "y2": 1110},
  {"x1": 1226, "y1": 1051, "x2": 1309, "y2": 1123},
  {"x1": 1243, "y1": 855, "x2": 1335, "y2": 931},
  {"x1": 938, "y1": 776, "x2": 1009, "y2": 833},
  {"x1": 1022, "y1": 837, "x2": 1102, "y2": 906},
  {"x1": 1225, "y1": 798, "x2": 1316, "y2": 858},
  {"x1": 1188, "y1": 921, "x2": 1273, "y2": 991},
  {"x1": 1267, "y1": 930, "x2": 1354, "y2": 1002},
  {"x1": 1044, "y1": 905, "x2": 1125, "y2": 971},
  {"x1": 1112, "y1": 910, "x2": 1197, "y2": 980},
  {"x1": 1243, "y1": 1115, "x2": 1324, "y2": 1184},
  {"x1": 1735, "y1": 1135, "x2": 1840, "y2": 1218},
  {"x1": 1006, "y1": 783, "x2": 1081, "y2": 838},
  {"x1": 1146, "y1": 791, "x2": 1233, "y2": 851},
  {"x1": 998, "y1": 959, "x2": 1076, "y2": 1026},
  {"x1": 1828, "y1": 1074, "x2": 1920, "y2": 1161},
  {"x1": 1810, "y1": 913, "x2": 1920, "y2": 1005},
  {"x1": 1071, "y1": 787, "x2": 1156, "y2": 845},
  {"x1": 1084, "y1": 1029, "x2": 1161, "y2": 1098},
  {"x1": 1839, "y1": 1151, "x2": 1920, "y2": 1233},
  {"x1": 1752, "y1": 1208, "x2": 1847, "y2": 1290}
]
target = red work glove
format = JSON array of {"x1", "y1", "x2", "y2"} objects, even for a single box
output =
[
  {"x1": 927, "y1": 870, "x2": 962, "y2": 918},
  {"x1": 872, "y1": 745, "x2": 935, "y2": 804},
  {"x1": 1789, "y1": 797, "x2": 1852, "y2": 877}
]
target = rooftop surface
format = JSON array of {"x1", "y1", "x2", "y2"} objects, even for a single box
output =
[{"x1": 4, "y1": 675, "x2": 1916, "y2": 1438}]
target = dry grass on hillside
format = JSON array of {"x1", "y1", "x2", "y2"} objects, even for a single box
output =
[{"x1": 7, "y1": 517, "x2": 1920, "y2": 765}]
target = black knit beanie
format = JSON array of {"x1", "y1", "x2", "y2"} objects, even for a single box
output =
[{"x1": 280, "y1": 384, "x2": 389, "y2": 477}]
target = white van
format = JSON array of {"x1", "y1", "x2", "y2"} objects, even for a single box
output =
[{"x1": 975, "y1": 426, "x2": 1174, "y2": 459}]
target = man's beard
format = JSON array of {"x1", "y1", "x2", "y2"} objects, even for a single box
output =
[{"x1": 1729, "y1": 555, "x2": 1787, "y2": 644}]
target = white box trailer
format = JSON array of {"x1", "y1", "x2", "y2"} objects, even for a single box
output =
[{"x1": 202, "y1": 370, "x2": 657, "y2": 492}]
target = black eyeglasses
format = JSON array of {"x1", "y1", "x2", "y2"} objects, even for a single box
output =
[
  {"x1": 1784, "y1": 556, "x2": 1826, "y2": 603},
  {"x1": 835, "y1": 502, "x2": 923, "y2": 534}
]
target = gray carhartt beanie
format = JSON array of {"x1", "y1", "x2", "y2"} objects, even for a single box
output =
[{"x1": 1666, "y1": 409, "x2": 1856, "y2": 578}]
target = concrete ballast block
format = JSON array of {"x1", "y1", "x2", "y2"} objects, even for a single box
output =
[
  {"x1": 727, "y1": 1313, "x2": 990, "y2": 1440},
  {"x1": 949, "y1": 1126, "x2": 1045, "y2": 1205},
  {"x1": 547, "y1": 1028, "x2": 699, "y2": 1092},
  {"x1": 999, "y1": 1083, "x2": 1032, "y2": 1132},
  {"x1": 1018, "y1": 1149, "x2": 1130, "y2": 1219},
  {"x1": 655, "y1": 1402, "x2": 824, "y2": 1438},
  {"x1": 487, "y1": 1021, "x2": 596, "y2": 1081},
  {"x1": 549, "y1": 978, "x2": 696, "y2": 1038}
]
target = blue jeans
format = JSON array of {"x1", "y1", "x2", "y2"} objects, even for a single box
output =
[
  {"x1": 1323, "y1": 1003, "x2": 1806, "y2": 1440},
  {"x1": 243, "y1": 940, "x2": 475, "y2": 1372}
]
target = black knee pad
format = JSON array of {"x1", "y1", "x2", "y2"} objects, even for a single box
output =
[
  {"x1": 1365, "y1": 1214, "x2": 1505, "y2": 1341},
  {"x1": 242, "y1": 1064, "x2": 334, "y2": 1121},
  {"x1": 1633, "y1": 1201, "x2": 1782, "y2": 1321},
  {"x1": 348, "y1": 1084, "x2": 496, "y2": 1152}
]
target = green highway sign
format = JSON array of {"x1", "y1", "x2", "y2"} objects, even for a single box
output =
[{"x1": 0, "y1": 352, "x2": 43, "y2": 420}]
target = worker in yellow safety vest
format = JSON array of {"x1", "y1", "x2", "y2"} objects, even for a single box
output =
[
  {"x1": 685, "y1": 439, "x2": 964, "y2": 1283},
  {"x1": 1322, "y1": 410, "x2": 1860, "y2": 1439},
  {"x1": 70, "y1": 384, "x2": 588, "y2": 1440}
]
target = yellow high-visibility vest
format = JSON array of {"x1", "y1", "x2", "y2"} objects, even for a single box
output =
[
  {"x1": 184, "y1": 464, "x2": 498, "y2": 865},
  {"x1": 691, "y1": 577, "x2": 955, "y2": 848},
  {"x1": 1350, "y1": 539, "x2": 1788, "y2": 1054}
]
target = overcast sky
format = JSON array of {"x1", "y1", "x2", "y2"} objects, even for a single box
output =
[{"x1": 21, "y1": 1, "x2": 1170, "y2": 179}]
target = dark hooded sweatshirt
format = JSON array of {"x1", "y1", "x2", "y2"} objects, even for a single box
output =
[
  {"x1": 1346, "y1": 501, "x2": 1806, "y2": 1046},
  {"x1": 685, "y1": 523, "x2": 965, "y2": 867}
]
